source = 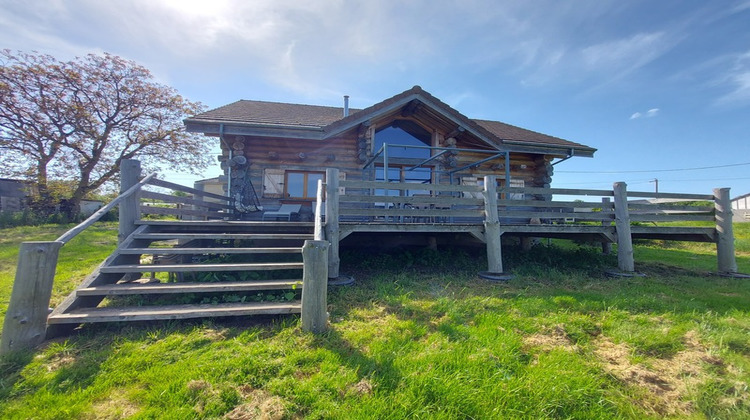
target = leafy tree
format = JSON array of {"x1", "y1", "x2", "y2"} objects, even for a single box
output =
[{"x1": 0, "y1": 50, "x2": 211, "y2": 217}]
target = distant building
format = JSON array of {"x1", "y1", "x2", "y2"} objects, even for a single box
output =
[
  {"x1": 732, "y1": 193, "x2": 750, "y2": 222},
  {"x1": 0, "y1": 178, "x2": 29, "y2": 213}
]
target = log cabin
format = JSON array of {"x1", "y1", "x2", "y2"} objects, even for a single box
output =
[{"x1": 184, "y1": 85, "x2": 596, "y2": 222}]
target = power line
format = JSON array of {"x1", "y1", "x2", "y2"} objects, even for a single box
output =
[{"x1": 556, "y1": 161, "x2": 750, "y2": 174}]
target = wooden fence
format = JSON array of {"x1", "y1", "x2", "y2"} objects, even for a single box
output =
[{"x1": 317, "y1": 168, "x2": 737, "y2": 278}]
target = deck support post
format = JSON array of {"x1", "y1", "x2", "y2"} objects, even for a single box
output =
[
  {"x1": 325, "y1": 168, "x2": 340, "y2": 279},
  {"x1": 483, "y1": 176, "x2": 504, "y2": 274},
  {"x1": 601, "y1": 197, "x2": 612, "y2": 255},
  {"x1": 714, "y1": 188, "x2": 737, "y2": 274},
  {"x1": 613, "y1": 182, "x2": 635, "y2": 272},
  {"x1": 301, "y1": 240, "x2": 330, "y2": 334},
  {"x1": 1, "y1": 241, "x2": 63, "y2": 355},
  {"x1": 119, "y1": 159, "x2": 141, "y2": 244}
]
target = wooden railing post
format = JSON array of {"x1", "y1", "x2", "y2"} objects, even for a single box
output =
[
  {"x1": 601, "y1": 197, "x2": 612, "y2": 255},
  {"x1": 483, "y1": 175, "x2": 504, "y2": 274},
  {"x1": 301, "y1": 240, "x2": 330, "y2": 334},
  {"x1": 118, "y1": 159, "x2": 142, "y2": 243},
  {"x1": 613, "y1": 182, "x2": 635, "y2": 272},
  {"x1": 714, "y1": 188, "x2": 738, "y2": 274},
  {"x1": 1, "y1": 241, "x2": 63, "y2": 355},
  {"x1": 325, "y1": 168, "x2": 340, "y2": 279},
  {"x1": 314, "y1": 179, "x2": 325, "y2": 241}
]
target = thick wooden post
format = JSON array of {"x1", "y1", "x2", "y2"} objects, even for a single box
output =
[
  {"x1": 314, "y1": 179, "x2": 325, "y2": 241},
  {"x1": 714, "y1": 188, "x2": 737, "y2": 274},
  {"x1": 118, "y1": 159, "x2": 141, "y2": 243},
  {"x1": 301, "y1": 240, "x2": 329, "y2": 334},
  {"x1": 325, "y1": 169, "x2": 340, "y2": 279},
  {"x1": 601, "y1": 197, "x2": 612, "y2": 255},
  {"x1": 483, "y1": 175, "x2": 503, "y2": 273},
  {"x1": 1, "y1": 241, "x2": 63, "y2": 355},
  {"x1": 613, "y1": 182, "x2": 634, "y2": 272}
]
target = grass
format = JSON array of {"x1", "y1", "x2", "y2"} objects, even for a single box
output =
[{"x1": 0, "y1": 223, "x2": 748, "y2": 418}]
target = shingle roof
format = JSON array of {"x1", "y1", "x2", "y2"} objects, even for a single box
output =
[
  {"x1": 187, "y1": 86, "x2": 595, "y2": 155},
  {"x1": 473, "y1": 119, "x2": 581, "y2": 149},
  {"x1": 194, "y1": 100, "x2": 361, "y2": 128}
]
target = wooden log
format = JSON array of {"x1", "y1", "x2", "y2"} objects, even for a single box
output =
[
  {"x1": 1, "y1": 241, "x2": 63, "y2": 355},
  {"x1": 314, "y1": 179, "x2": 324, "y2": 240},
  {"x1": 484, "y1": 176, "x2": 503, "y2": 273},
  {"x1": 613, "y1": 182, "x2": 634, "y2": 272},
  {"x1": 301, "y1": 240, "x2": 329, "y2": 334},
  {"x1": 119, "y1": 159, "x2": 141, "y2": 244},
  {"x1": 325, "y1": 169, "x2": 340, "y2": 278},
  {"x1": 714, "y1": 188, "x2": 738, "y2": 273}
]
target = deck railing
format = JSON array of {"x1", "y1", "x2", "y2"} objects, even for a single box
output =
[{"x1": 318, "y1": 168, "x2": 737, "y2": 278}]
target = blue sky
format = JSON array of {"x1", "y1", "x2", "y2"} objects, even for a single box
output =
[{"x1": 1, "y1": 0, "x2": 749, "y2": 197}]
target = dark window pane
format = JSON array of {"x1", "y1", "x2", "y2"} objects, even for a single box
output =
[{"x1": 287, "y1": 173, "x2": 304, "y2": 198}]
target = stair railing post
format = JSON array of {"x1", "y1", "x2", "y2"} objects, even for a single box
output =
[
  {"x1": 119, "y1": 159, "x2": 142, "y2": 244},
  {"x1": 324, "y1": 168, "x2": 340, "y2": 279},
  {"x1": 483, "y1": 175, "x2": 503, "y2": 273},
  {"x1": 1, "y1": 241, "x2": 63, "y2": 355},
  {"x1": 714, "y1": 187, "x2": 737, "y2": 274},
  {"x1": 301, "y1": 240, "x2": 330, "y2": 334},
  {"x1": 314, "y1": 179, "x2": 325, "y2": 241},
  {"x1": 613, "y1": 182, "x2": 635, "y2": 272}
]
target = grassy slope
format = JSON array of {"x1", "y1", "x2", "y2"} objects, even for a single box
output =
[{"x1": 0, "y1": 223, "x2": 747, "y2": 419}]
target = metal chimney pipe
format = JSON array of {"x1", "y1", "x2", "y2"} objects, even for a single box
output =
[{"x1": 343, "y1": 95, "x2": 349, "y2": 117}]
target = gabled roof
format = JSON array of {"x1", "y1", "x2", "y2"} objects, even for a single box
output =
[{"x1": 185, "y1": 86, "x2": 596, "y2": 157}]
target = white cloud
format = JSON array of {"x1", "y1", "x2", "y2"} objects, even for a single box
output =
[
  {"x1": 715, "y1": 51, "x2": 750, "y2": 106},
  {"x1": 630, "y1": 108, "x2": 660, "y2": 120}
]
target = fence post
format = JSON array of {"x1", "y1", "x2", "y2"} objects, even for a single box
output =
[
  {"x1": 714, "y1": 188, "x2": 737, "y2": 274},
  {"x1": 118, "y1": 159, "x2": 141, "y2": 244},
  {"x1": 301, "y1": 240, "x2": 330, "y2": 334},
  {"x1": 483, "y1": 175, "x2": 504, "y2": 274},
  {"x1": 601, "y1": 197, "x2": 612, "y2": 255},
  {"x1": 1, "y1": 241, "x2": 63, "y2": 355},
  {"x1": 314, "y1": 179, "x2": 325, "y2": 241},
  {"x1": 613, "y1": 182, "x2": 635, "y2": 272},
  {"x1": 325, "y1": 168, "x2": 340, "y2": 279}
]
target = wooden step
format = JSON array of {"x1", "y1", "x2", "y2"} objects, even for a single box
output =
[
  {"x1": 76, "y1": 279, "x2": 302, "y2": 296},
  {"x1": 47, "y1": 301, "x2": 301, "y2": 324},
  {"x1": 100, "y1": 262, "x2": 304, "y2": 273},
  {"x1": 133, "y1": 233, "x2": 313, "y2": 241},
  {"x1": 119, "y1": 247, "x2": 303, "y2": 255}
]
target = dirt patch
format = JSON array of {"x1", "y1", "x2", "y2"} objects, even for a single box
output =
[
  {"x1": 346, "y1": 379, "x2": 374, "y2": 397},
  {"x1": 225, "y1": 387, "x2": 286, "y2": 420},
  {"x1": 523, "y1": 325, "x2": 577, "y2": 353},
  {"x1": 45, "y1": 354, "x2": 76, "y2": 372},
  {"x1": 86, "y1": 391, "x2": 139, "y2": 419},
  {"x1": 594, "y1": 330, "x2": 737, "y2": 416}
]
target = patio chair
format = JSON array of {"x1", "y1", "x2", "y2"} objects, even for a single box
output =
[{"x1": 262, "y1": 204, "x2": 301, "y2": 221}]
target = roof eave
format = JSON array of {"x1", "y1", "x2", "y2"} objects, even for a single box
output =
[
  {"x1": 322, "y1": 92, "x2": 504, "y2": 150},
  {"x1": 501, "y1": 140, "x2": 596, "y2": 158},
  {"x1": 184, "y1": 118, "x2": 326, "y2": 140}
]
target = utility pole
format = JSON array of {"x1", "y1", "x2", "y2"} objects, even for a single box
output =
[{"x1": 650, "y1": 178, "x2": 659, "y2": 194}]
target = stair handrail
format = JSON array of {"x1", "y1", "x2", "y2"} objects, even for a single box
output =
[
  {"x1": 56, "y1": 172, "x2": 158, "y2": 244},
  {"x1": 1, "y1": 168, "x2": 156, "y2": 356}
]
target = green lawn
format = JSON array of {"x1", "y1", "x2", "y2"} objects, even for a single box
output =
[{"x1": 0, "y1": 223, "x2": 749, "y2": 419}]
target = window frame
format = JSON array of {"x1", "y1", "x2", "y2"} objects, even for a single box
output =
[{"x1": 283, "y1": 170, "x2": 325, "y2": 200}]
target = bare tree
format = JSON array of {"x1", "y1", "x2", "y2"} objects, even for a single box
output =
[{"x1": 0, "y1": 50, "x2": 211, "y2": 216}]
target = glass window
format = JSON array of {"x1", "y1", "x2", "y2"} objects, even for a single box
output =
[{"x1": 284, "y1": 171, "x2": 325, "y2": 199}]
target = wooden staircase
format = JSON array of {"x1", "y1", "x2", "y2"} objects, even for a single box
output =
[{"x1": 47, "y1": 221, "x2": 314, "y2": 329}]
